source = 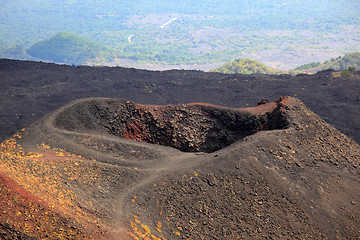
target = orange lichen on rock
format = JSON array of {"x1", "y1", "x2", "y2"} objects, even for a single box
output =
[
  {"x1": 0, "y1": 133, "x2": 108, "y2": 239},
  {"x1": 130, "y1": 215, "x2": 165, "y2": 240},
  {"x1": 0, "y1": 172, "x2": 88, "y2": 239}
]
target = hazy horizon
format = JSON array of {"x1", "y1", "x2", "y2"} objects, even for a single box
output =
[{"x1": 1, "y1": 0, "x2": 360, "y2": 70}]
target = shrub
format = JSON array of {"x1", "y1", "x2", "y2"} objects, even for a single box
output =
[
  {"x1": 340, "y1": 69, "x2": 351, "y2": 78},
  {"x1": 348, "y1": 66, "x2": 356, "y2": 72}
]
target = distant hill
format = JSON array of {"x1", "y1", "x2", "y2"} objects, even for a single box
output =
[
  {"x1": 295, "y1": 52, "x2": 360, "y2": 73},
  {"x1": 211, "y1": 53, "x2": 360, "y2": 76},
  {"x1": 27, "y1": 32, "x2": 117, "y2": 65},
  {"x1": 209, "y1": 58, "x2": 284, "y2": 75},
  {"x1": 0, "y1": 45, "x2": 33, "y2": 60}
]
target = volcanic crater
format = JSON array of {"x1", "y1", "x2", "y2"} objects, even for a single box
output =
[
  {"x1": 55, "y1": 98, "x2": 289, "y2": 153},
  {"x1": 1, "y1": 96, "x2": 360, "y2": 240}
]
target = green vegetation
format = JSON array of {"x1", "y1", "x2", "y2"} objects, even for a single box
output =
[
  {"x1": 209, "y1": 53, "x2": 360, "y2": 75},
  {"x1": 321, "y1": 52, "x2": 360, "y2": 71},
  {"x1": 340, "y1": 69, "x2": 352, "y2": 78},
  {"x1": 1, "y1": 0, "x2": 360, "y2": 67},
  {"x1": 27, "y1": 32, "x2": 117, "y2": 65},
  {"x1": 294, "y1": 62, "x2": 321, "y2": 71},
  {"x1": 210, "y1": 58, "x2": 283, "y2": 74},
  {"x1": 294, "y1": 52, "x2": 360, "y2": 72},
  {"x1": 0, "y1": 45, "x2": 31, "y2": 60},
  {"x1": 340, "y1": 67, "x2": 357, "y2": 78}
]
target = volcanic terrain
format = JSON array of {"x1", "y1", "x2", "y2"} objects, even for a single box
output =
[
  {"x1": 0, "y1": 96, "x2": 359, "y2": 239},
  {"x1": 0, "y1": 59, "x2": 359, "y2": 144}
]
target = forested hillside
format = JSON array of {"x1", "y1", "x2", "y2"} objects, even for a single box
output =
[
  {"x1": 27, "y1": 32, "x2": 116, "y2": 65},
  {"x1": 209, "y1": 58, "x2": 283, "y2": 74},
  {"x1": 295, "y1": 52, "x2": 360, "y2": 72},
  {"x1": 210, "y1": 52, "x2": 360, "y2": 75},
  {"x1": 1, "y1": 0, "x2": 360, "y2": 68}
]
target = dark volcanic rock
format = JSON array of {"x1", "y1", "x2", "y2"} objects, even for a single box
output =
[
  {"x1": 131, "y1": 97, "x2": 360, "y2": 240},
  {"x1": 0, "y1": 59, "x2": 360, "y2": 145},
  {"x1": 2, "y1": 96, "x2": 358, "y2": 239},
  {"x1": 54, "y1": 98, "x2": 288, "y2": 152},
  {"x1": 0, "y1": 223, "x2": 36, "y2": 240},
  {"x1": 1, "y1": 58, "x2": 360, "y2": 239}
]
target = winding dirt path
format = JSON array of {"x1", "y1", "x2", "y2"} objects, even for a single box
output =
[
  {"x1": 25, "y1": 97, "x2": 212, "y2": 239},
  {"x1": 10, "y1": 96, "x2": 360, "y2": 239}
]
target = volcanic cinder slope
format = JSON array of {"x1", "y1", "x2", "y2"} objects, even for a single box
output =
[
  {"x1": 1, "y1": 59, "x2": 360, "y2": 145},
  {"x1": 0, "y1": 96, "x2": 359, "y2": 239}
]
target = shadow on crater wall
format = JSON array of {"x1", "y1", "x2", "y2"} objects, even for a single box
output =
[{"x1": 55, "y1": 98, "x2": 289, "y2": 153}]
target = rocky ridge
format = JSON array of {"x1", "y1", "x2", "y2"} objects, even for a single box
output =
[{"x1": 0, "y1": 96, "x2": 358, "y2": 239}]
